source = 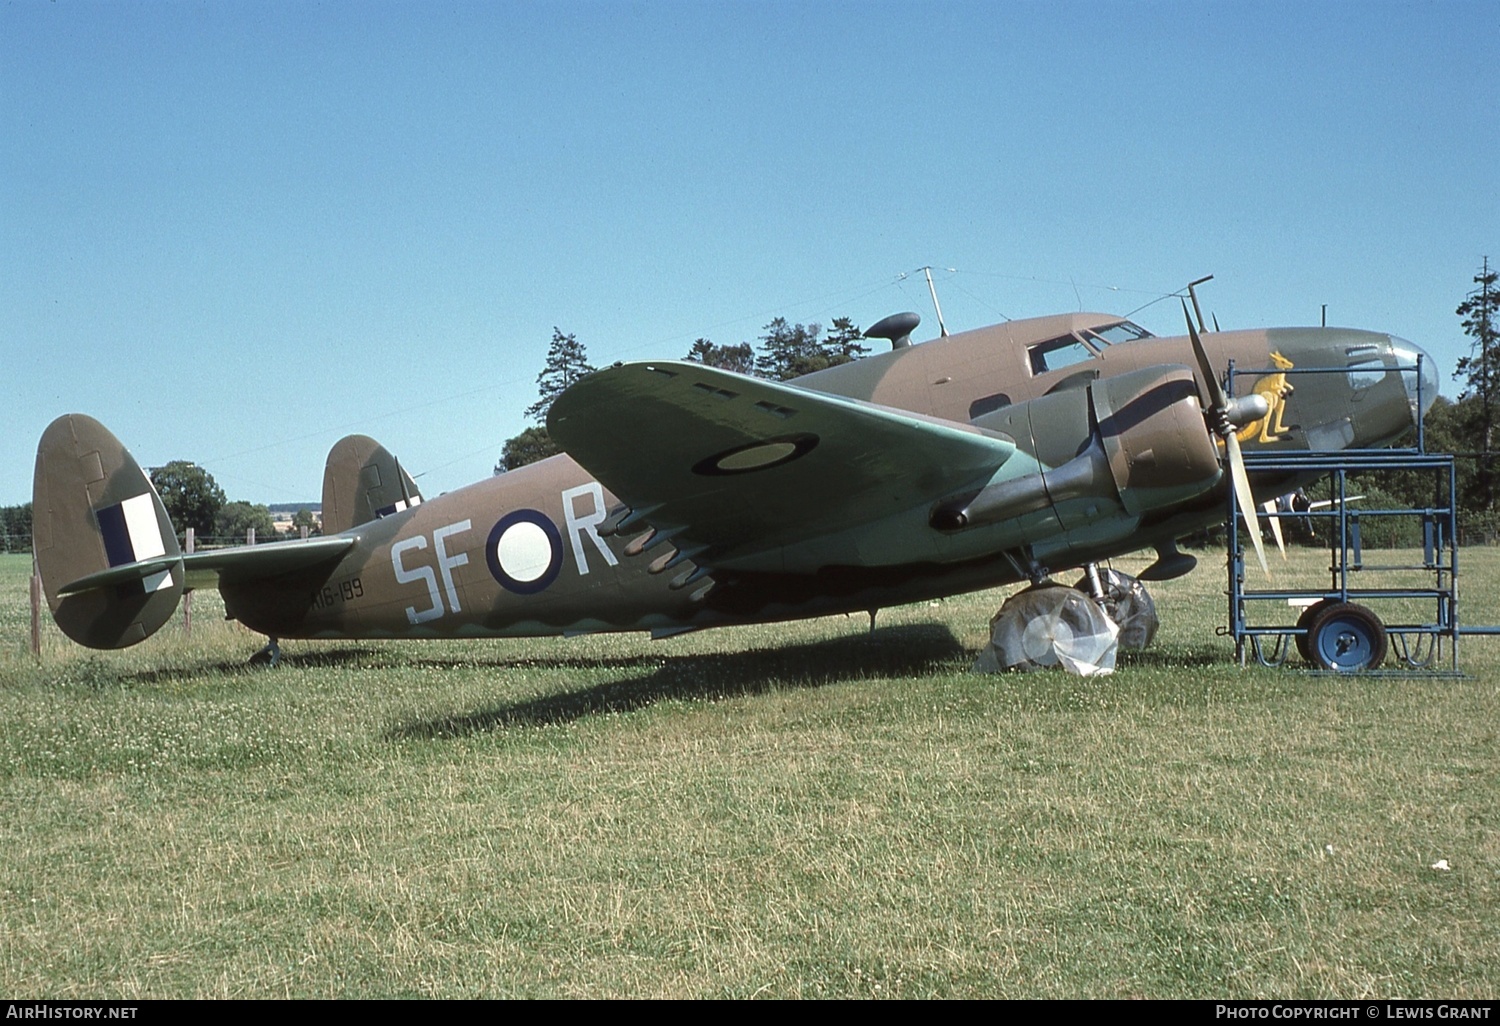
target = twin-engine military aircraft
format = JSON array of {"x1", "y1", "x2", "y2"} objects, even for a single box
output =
[{"x1": 32, "y1": 295, "x2": 1437, "y2": 667}]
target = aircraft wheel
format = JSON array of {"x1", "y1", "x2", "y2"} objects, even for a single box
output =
[
  {"x1": 973, "y1": 582, "x2": 1119, "y2": 675},
  {"x1": 1306, "y1": 602, "x2": 1387, "y2": 673},
  {"x1": 248, "y1": 639, "x2": 281, "y2": 668},
  {"x1": 1073, "y1": 568, "x2": 1158, "y2": 650}
]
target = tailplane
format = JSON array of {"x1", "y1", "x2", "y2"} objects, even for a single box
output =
[
  {"x1": 32, "y1": 415, "x2": 184, "y2": 648},
  {"x1": 320, "y1": 434, "x2": 422, "y2": 535}
]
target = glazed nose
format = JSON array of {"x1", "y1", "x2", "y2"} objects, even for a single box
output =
[{"x1": 1389, "y1": 335, "x2": 1440, "y2": 423}]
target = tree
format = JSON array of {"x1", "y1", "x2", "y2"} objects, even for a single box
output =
[
  {"x1": 149, "y1": 461, "x2": 225, "y2": 541},
  {"x1": 214, "y1": 501, "x2": 277, "y2": 543},
  {"x1": 752, "y1": 316, "x2": 868, "y2": 380},
  {"x1": 1, "y1": 502, "x2": 32, "y2": 554},
  {"x1": 683, "y1": 338, "x2": 755, "y2": 374},
  {"x1": 824, "y1": 317, "x2": 870, "y2": 364},
  {"x1": 524, "y1": 328, "x2": 596, "y2": 423},
  {"x1": 754, "y1": 318, "x2": 826, "y2": 380},
  {"x1": 291, "y1": 508, "x2": 319, "y2": 536},
  {"x1": 1455, "y1": 256, "x2": 1500, "y2": 509},
  {"x1": 496, "y1": 426, "x2": 560, "y2": 472}
]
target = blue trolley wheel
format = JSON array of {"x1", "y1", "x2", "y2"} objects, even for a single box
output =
[
  {"x1": 1307, "y1": 602, "x2": 1388, "y2": 672},
  {"x1": 1295, "y1": 599, "x2": 1336, "y2": 663}
]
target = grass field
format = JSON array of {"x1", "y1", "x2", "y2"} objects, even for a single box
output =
[{"x1": 1, "y1": 549, "x2": 1497, "y2": 998}]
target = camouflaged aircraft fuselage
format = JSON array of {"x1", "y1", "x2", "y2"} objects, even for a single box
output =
[{"x1": 32, "y1": 311, "x2": 1438, "y2": 650}]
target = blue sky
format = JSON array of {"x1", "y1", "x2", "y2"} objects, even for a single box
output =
[{"x1": 3, "y1": 0, "x2": 1495, "y2": 506}]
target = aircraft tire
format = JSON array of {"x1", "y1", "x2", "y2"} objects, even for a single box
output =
[
  {"x1": 973, "y1": 582, "x2": 1119, "y2": 675},
  {"x1": 248, "y1": 639, "x2": 281, "y2": 668},
  {"x1": 1073, "y1": 569, "x2": 1158, "y2": 651},
  {"x1": 1306, "y1": 602, "x2": 1387, "y2": 673}
]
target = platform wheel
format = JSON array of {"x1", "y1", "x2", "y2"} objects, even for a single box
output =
[
  {"x1": 1294, "y1": 599, "x2": 1336, "y2": 663},
  {"x1": 1306, "y1": 602, "x2": 1388, "y2": 672}
]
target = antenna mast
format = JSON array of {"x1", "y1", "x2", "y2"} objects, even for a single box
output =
[{"x1": 923, "y1": 266, "x2": 950, "y2": 337}]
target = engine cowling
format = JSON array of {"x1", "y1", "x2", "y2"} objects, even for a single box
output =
[
  {"x1": 931, "y1": 365, "x2": 1222, "y2": 532},
  {"x1": 1090, "y1": 365, "x2": 1223, "y2": 517}
]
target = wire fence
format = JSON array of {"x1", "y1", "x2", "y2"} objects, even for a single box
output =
[{"x1": 1, "y1": 527, "x2": 321, "y2": 555}]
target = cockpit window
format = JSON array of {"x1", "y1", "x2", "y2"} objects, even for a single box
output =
[
  {"x1": 1028, "y1": 334, "x2": 1099, "y2": 375},
  {"x1": 1347, "y1": 357, "x2": 1386, "y2": 391},
  {"x1": 1085, "y1": 321, "x2": 1155, "y2": 345}
]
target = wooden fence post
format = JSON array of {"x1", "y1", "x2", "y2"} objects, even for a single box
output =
[{"x1": 30, "y1": 556, "x2": 43, "y2": 659}]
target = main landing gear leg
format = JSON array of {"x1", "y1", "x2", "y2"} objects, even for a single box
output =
[
  {"x1": 1081, "y1": 562, "x2": 1107, "y2": 601},
  {"x1": 249, "y1": 637, "x2": 281, "y2": 668},
  {"x1": 1072, "y1": 568, "x2": 1160, "y2": 652}
]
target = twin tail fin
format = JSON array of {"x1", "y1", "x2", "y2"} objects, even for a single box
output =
[{"x1": 32, "y1": 414, "x2": 184, "y2": 649}]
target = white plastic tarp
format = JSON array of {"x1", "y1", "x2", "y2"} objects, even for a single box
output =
[{"x1": 973, "y1": 584, "x2": 1120, "y2": 677}]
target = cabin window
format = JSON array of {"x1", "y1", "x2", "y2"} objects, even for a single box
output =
[
  {"x1": 1028, "y1": 334, "x2": 1099, "y2": 375},
  {"x1": 969, "y1": 393, "x2": 1011, "y2": 419},
  {"x1": 1085, "y1": 321, "x2": 1154, "y2": 345}
]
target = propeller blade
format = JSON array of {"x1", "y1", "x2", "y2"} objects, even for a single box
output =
[
  {"x1": 1186, "y1": 299, "x2": 1270, "y2": 576},
  {"x1": 1227, "y1": 432, "x2": 1268, "y2": 576},
  {"x1": 1263, "y1": 499, "x2": 1288, "y2": 560},
  {"x1": 1184, "y1": 301, "x2": 1228, "y2": 409}
]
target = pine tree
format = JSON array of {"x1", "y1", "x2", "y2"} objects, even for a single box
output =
[
  {"x1": 524, "y1": 328, "x2": 596, "y2": 423},
  {"x1": 753, "y1": 318, "x2": 825, "y2": 380},
  {"x1": 824, "y1": 317, "x2": 869, "y2": 363},
  {"x1": 1455, "y1": 257, "x2": 1500, "y2": 508},
  {"x1": 683, "y1": 338, "x2": 755, "y2": 375}
]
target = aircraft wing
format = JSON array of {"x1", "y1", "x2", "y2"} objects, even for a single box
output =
[{"x1": 547, "y1": 361, "x2": 1014, "y2": 566}]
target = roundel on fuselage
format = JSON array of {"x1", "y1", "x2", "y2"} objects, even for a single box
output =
[{"x1": 486, "y1": 509, "x2": 563, "y2": 594}]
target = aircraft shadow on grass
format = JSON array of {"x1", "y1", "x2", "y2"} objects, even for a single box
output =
[
  {"x1": 385, "y1": 622, "x2": 967, "y2": 740},
  {"x1": 111, "y1": 646, "x2": 384, "y2": 688},
  {"x1": 105, "y1": 645, "x2": 664, "y2": 688}
]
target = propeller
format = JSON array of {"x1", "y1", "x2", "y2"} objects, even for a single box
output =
[
  {"x1": 1262, "y1": 499, "x2": 1288, "y2": 561},
  {"x1": 1183, "y1": 301, "x2": 1271, "y2": 576}
]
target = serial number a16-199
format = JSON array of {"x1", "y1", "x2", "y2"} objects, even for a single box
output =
[{"x1": 311, "y1": 577, "x2": 363, "y2": 610}]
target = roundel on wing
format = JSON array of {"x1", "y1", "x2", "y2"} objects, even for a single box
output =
[
  {"x1": 691, "y1": 433, "x2": 819, "y2": 476},
  {"x1": 486, "y1": 509, "x2": 563, "y2": 594}
]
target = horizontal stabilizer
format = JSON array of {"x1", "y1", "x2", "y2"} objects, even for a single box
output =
[
  {"x1": 60, "y1": 555, "x2": 183, "y2": 597},
  {"x1": 179, "y1": 536, "x2": 356, "y2": 591}
]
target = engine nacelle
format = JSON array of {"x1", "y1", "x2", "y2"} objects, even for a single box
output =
[
  {"x1": 1091, "y1": 365, "x2": 1223, "y2": 517},
  {"x1": 932, "y1": 365, "x2": 1221, "y2": 531}
]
